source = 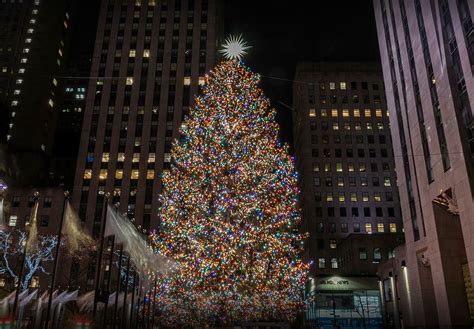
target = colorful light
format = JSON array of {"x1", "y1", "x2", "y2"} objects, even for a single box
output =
[{"x1": 150, "y1": 59, "x2": 309, "y2": 326}]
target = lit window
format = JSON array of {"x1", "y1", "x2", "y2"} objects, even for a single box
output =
[
  {"x1": 336, "y1": 163, "x2": 343, "y2": 172},
  {"x1": 48, "y1": 99, "x2": 54, "y2": 107},
  {"x1": 83, "y1": 169, "x2": 92, "y2": 179},
  {"x1": 18, "y1": 68, "x2": 25, "y2": 74},
  {"x1": 99, "y1": 170, "x2": 108, "y2": 180},
  {"x1": 118, "y1": 153, "x2": 125, "y2": 161},
  {"x1": 58, "y1": 49, "x2": 63, "y2": 57},
  {"x1": 129, "y1": 50, "x2": 136, "y2": 57},
  {"x1": 25, "y1": 38, "x2": 32, "y2": 43},
  {"x1": 30, "y1": 19, "x2": 36, "y2": 24},
  {"x1": 337, "y1": 178, "x2": 344, "y2": 187},
  {"x1": 329, "y1": 239, "x2": 337, "y2": 249},
  {"x1": 344, "y1": 122, "x2": 350, "y2": 130},
  {"x1": 384, "y1": 178, "x2": 391, "y2": 187},
  {"x1": 324, "y1": 163, "x2": 331, "y2": 172},
  {"x1": 53, "y1": 78, "x2": 57, "y2": 86},
  {"x1": 13, "y1": 90, "x2": 20, "y2": 95},
  {"x1": 8, "y1": 215, "x2": 18, "y2": 227},
  {"x1": 21, "y1": 58, "x2": 27, "y2": 63},
  {"x1": 64, "y1": 20, "x2": 68, "y2": 28},
  {"x1": 309, "y1": 109, "x2": 316, "y2": 117},
  {"x1": 27, "y1": 28, "x2": 34, "y2": 34},
  {"x1": 23, "y1": 48, "x2": 30, "y2": 53},
  {"x1": 198, "y1": 76, "x2": 205, "y2": 86},
  {"x1": 389, "y1": 223, "x2": 397, "y2": 233},
  {"x1": 359, "y1": 163, "x2": 366, "y2": 172},
  {"x1": 148, "y1": 153, "x2": 156, "y2": 163},
  {"x1": 359, "y1": 248, "x2": 367, "y2": 260},
  {"x1": 348, "y1": 163, "x2": 354, "y2": 172},
  {"x1": 329, "y1": 82, "x2": 336, "y2": 90},
  {"x1": 1, "y1": 66, "x2": 7, "y2": 73},
  {"x1": 366, "y1": 122, "x2": 373, "y2": 130},
  {"x1": 102, "y1": 153, "x2": 110, "y2": 162},
  {"x1": 332, "y1": 122, "x2": 339, "y2": 130},
  {"x1": 364, "y1": 109, "x2": 371, "y2": 117},
  {"x1": 331, "y1": 109, "x2": 338, "y2": 117},
  {"x1": 353, "y1": 109, "x2": 360, "y2": 117},
  {"x1": 30, "y1": 276, "x2": 39, "y2": 288},
  {"x1": 32, "y1": 9, "x2": 38, "y2": 14},
  {"x1": 374, "y1": 248, "x2": 382, "y2": 260},
  {"x1": 115, "y1": 170, "x2": 123, "y2": 179},
  {"x1": 318, "y1": 258, "x2": 326, "y2": 269},
  {"x1": 374, "y1": 193, "x2": 381, "y2": 202},
  {"x1": 377, "y1": 223, "x2": 385, "y2": 233},
  {"x1": 355, "y1": 123, "x2": 362, "y2": 130},
  {"x1": 331, "y1": 258, "x2": 338, "y2": 268},
  {"x1": 126, "y1": 77, "x2": 134, "y2": 85},
  {"x1": 131, "y1": 170, "x2": 139, "y2": 179},
  {"x1": 11, "y1": 100, "x2": 18, "y2": 106},
  {"x1": 143, "y1": 49, "x2": 150, "y2": 57},
  {"x1": 133, "y1": 153, "x2": 140, "y2": 162},
  {"x1": 339, "y1": 193, "x2": 345, "y2": 202},
  {"x1": 342, "y1": 109, "x2": 349, "y2": 117},
  {"x1": 365, "y1": 223, "x2": 373, "y2": 234},
  {"x1": 146, "y1": 170, "x2": 154, "y2": 180},
  {"x1": 350, "y1": 193, "x2": 357, "y2": 202},
  {"x1": 376, "y1": 109, "x2": 382, "y2": 117},
  {"x1": 377, "y1": 122, "x2": 384, "y2": 130},
  {"x1": 184, "y1": 76, "x2": 191, "y2": 86},
  {"x1": 164, "y1": 153, "x2": 171, "y2": 163},
  {"x1": 340, "y1": 82, "x2": 346, "y2": 90},
  {"x1": 326, "y1": 193, "x2": 333, "y2": 202},
  {"x1": 362, "y1": 193, "x2": 369, "y2": 202}
]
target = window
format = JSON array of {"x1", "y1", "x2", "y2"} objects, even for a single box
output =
[
  {"x1": 133, "y1": 153, "x2": 140, "y2": 162},
  {"x1": 12, "y1": 197, "x2": 20, "y2": 207},
  {"x1": 313, "y1": 164, "x2": 320, "y2": 172},
  {"x1": 374, "y1": 248, "x2": 382, "y2": 261},
  {"x1": 342, "y1": 109, "x2": 349, "y2": 117},
  {"x1": 386, "y1": 192, "x2": 394, "y2": 202},
  {"x1": 99, "y1": 170, "x2": 108, "y2": 180},
  {"x1": 126, "y1": 77, "x2": 134, "y2": 85},
  {"x1": 326, "y1": 193, "x2": 334, "y2": 202},
  {"x1": 8, "y1": 215, "x2": 18, "y2": 227},
  {"x1": 148, "y1": 153, "x2": 156, "y2": 163},
  {"x1": 337, "y1": 178, "x2": 344, "y2": 187},
  {"x1": 118, "y1": 153, "x2": 125, "y2": 162},
  {"x1": 348, "y1": 163, "x2": 354, "y2": 172},
  {"x1": 329, "y1": 239, "x2": 337, "y2": 249},
  {"x1": 389, "y1": 223, "x2": 397, "y2": 233},
  {"x1": 83, "y1": 169, "x2": 92, "y2": 179},
  {"x1": 131, "y1": 170, "x2": 139, "y2": 179},
  {"x1": 309, "y1": 109, "x2": 316, "y2": 117},
  {"x1": 143, "y1": 49, "x2": 150, "y2": 57},
  {"x1": 331, "y1": 258, "x2": 338, "y2": 268},
  {"x1": 329, "y1": 82, "x2": 336, "y2": 90},
  {"x1": 341, "y1": 223, "x2": 348, "y2": 232},
  {"x1": 359, "y1": 248, "x2": 367, "y2": 260},
  {"x1": 321, "y1": 109, "x2": 328, "y2": 117},
  {"x1": 377, "y1": 223, "x2": 385, "y2": 233},
  {"x1": 115, "y1": 169, "x2": 123, "y2": 179},
  {"x1": 331, "y1": 109, "x2": 338, "y2": 117},
  {"x1": 376, "y1": 109, "x2": 383, "y2": 117},
  {"x1": 362, "y1": 193, "x2": 369, "y2": 202},
  {"x1": 359, "y1": 163, "x2": 366, "y2": 172},
  {"x1": 147, "y1": 170, "x2": 155, "y2": 179},
  {"x1": 353, "y1": 222, "x2": 360, "y2": 232},
  {"x1": 384, "y1": 178, "x2": 391, "y2": 187},
  {"x1": 39, "y1": 215, "x2": 49, "y2": 227},
  {"x1": 365, "y1": 223, "x2": 373, "y2": 234},
  {"x1": 318, "y1": 258, "x2": 326, "y2": 269},
  {"x1": 183, "y1": 76, "x2": 191, "y2": 85},
  {"x1": 350, "y1": 193, "x2": 358, "y2": 202},
  {"x1": 102, "y1": 153, "x2": 110, "y2": 162},
  {"x1": 332, "y1": 123, "x2": 339, "y2": 130},
  {"x1": 340, "y1": 82, "x2": 347, "y2": 90},
  {"x1": 336, "y1": 163, "x2": 343, "y2": 172},
  {"x1": 364, "y1": 109, "x2": 371, "y2": 117},
  {"x1": 374, "y1": 193, "x2": 381, "y2": 202},
  {"x1": 338, "y1": 193, "x2": 345, "y2": 202},
  {"x1": 129, "y1": 49, "x2": 136, "y2": 57},
  {"x1": 43, "y1": 197, "x2": 52, "y2": 208},
  {"x1": 313, "y1": 177, "x2": 320, "y2": 187}
]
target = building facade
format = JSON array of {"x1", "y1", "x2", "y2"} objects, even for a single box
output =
[
  {"x1": 293, "y1": 62, "x2": 404, "y2": 328},
  {"x1": 71, "y1": 0, "x2": 219, "y2": 288},
  {"x1": 373, "y1": 0, "x2": 474, "y2": 327},
  {"x1": 0, "y1": 0, "x2": 78, "y2": 186}
]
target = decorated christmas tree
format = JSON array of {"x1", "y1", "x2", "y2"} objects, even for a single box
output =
[{"x1": 151, "y1": 37, "x2": 309, "y2": 326}]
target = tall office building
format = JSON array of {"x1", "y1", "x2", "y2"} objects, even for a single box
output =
[
  {"x1": 374, "y1": 0, "x2": 474, "y2": 327},
  {"x1": 293, "y1": 62, "x2": 403, "y2": 327},
  {"x1": 71, "y1": 0, "x2": 219, "y2": 250},
  {"x1": 0, "y1": 0, "x2": 77, "y2": 186}
]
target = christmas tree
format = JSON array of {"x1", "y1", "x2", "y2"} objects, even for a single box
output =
[{"x1": 151, "y1": 42, "x2": 308, "y2": 326}]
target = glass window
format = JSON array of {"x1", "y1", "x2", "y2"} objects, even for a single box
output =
[
  {"x1": 359, "y1": 248, "x2": 367, "y2": 260},
  {"x1": 339, "y1": 193, "x2": 345, "y2": 202},
  {"x1": 324, "y1": 163, "x2": 331, "y2": 172},
  {"x1": 336, "y1": 163, "x2": 343, "y2": 172},
  {"x1": 332, "y1": 122, "x2": 339, "y2": 130},
  {"x1": 143, "y1": 49, "x2": 150, "y2": 57},
  {"x1": 342, "y1": 109, "x2": 349, "y2": 117},
  {"x1": 126, "y1": 77, "x2": 134, "y2": 85},
  {"x1": 374, "y1": 248, "x2": 382, "y2": 260},
  {"x1": 326, "y1": 193, "x2": 334, "y2": 202},
  {"x1": 331, "y1": 258, "x2": 338, "y2": 268},
  {"x1": 330, "y1": 239, "x2": 337, "y2": 249},
  {"x1": 329, "y1": 82, "x2": 336, "y2": 90},
  {"x1": 184, "y1": 76, "x2": 191, "y2": 85},
  {"x1": 129, "y1": 49, "x2": 136, "y2": 57},
  {"x1": 8, "y1": 215, "x2": 18, "y2": 227},
  {"x1": 99, "y1": 170, "x2": 108, "y2": 180},
  {"x1": 359, "y1": 163, "x2": 366, "y2": 172},
  {"x1": 384, "y1": 178, "x2": 391, "y2": 187},
  {"x1": 364, "y1": 109, "x2": 371, "y2": 117},
  {"x1": 377, "y1": 223, "x2": 385, "y2": 233},
  {"x1": 390, "y1": 223, "x2": 397, "y2": 233},
  {"x1": 350, "y1": 193, "x2": 358, "y2": 202},
  {"x1": 365, "y1": 223, "x2": 373, "y2": 234},
  {"x1": 353, "y1": 109, "x2": 360, "y2": 117},
  {"x1": 318, "y1": 258, "x2": 326, "y2": 269},
  {"x1": 353, "y1": 222, "x2": 360, "y2": 232},
  {"x1": 309, "y1": 109, "x2": 316, "y2": 117},
  {"x1": 321, "y1": 109, "x2": 327, "y2": 117},
  {"x1": 131, "y1": 170, "x2": 139, "y2": 179},
  {"x1": 43, "y1": 197, "x2": 52, "y2": 208},
  {"x1": 340, "y1": 82, "x2": 347, "y2": 90},
  {"x1": 147, "y1": 170, "x2": 154, "y2": 180},
  {"x1": 348, "y1": 163, "x2": 354, "y2": 172},
  {"x1": 374, "y1": 192, "x2": 381, "y2": 202},
  {"x1": 115, "y1": 170, "x2": 123, "y2": 179},
  {"x1": 376, "y1": 109, "x2": 383, "y2": 117},
  {"x1": 337, "y1": 177, "x2": 344, "y2": 186},
  {"x1": 362, "y1": 193, "x2": 369, "y2": 202},
  {"x1": 133, "y1": 153, "x2": 140, "y2": 162},
  {"x1": 331, "y1": 109, "x2": 338, "y2": 117},
  {"x1": 313, "y1": 164, "x2": 320, "y2": 172},
  {"x1": 84, "y1": 169, "x2": 92, "y2": 179}
]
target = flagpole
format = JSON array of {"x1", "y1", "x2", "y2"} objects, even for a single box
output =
[
  {"x1": 129, "y1": 272, "x2": 138, "y2": 329},
  {"x1": 92, "y1": 192, "x2": 110, "y2": 320},
  {"x1": 111, "y1": 246, "x2": 123, "y2": 329},
  {"x1": 43, "y1": 190, "x2": 69, "y2": 329},
  {"x1": 150, "y1": 277, "x2": 157, "y2": 329},
  {"x1": 101, "y1": 235, "x2": 115, "y2": 328},
  {"x1": 135, "y1": 284, "x2": 142, "y2": 329},
  {"x1": 120, "y1": 255, "x2": 130, "y2": 329},
  {"x1": 12, "y1": 191, "x2": 39, "y2": 319}
]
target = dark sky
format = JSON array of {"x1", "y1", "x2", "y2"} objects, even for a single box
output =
[
  {"x1": 224, "y1": 0, "x2": 380, "y2": 147},
  {"x1": 74, "y1": 0, "x2": 380, "y2": 148}
]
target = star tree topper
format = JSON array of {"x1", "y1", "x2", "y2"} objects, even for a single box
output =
[{"x1": 219, "y1": 34, "x2": 251, "y2": 61}]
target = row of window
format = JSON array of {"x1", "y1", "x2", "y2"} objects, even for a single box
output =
[
  {"x1": 314, "y1": 134, "x2": 388, "y2": 145},
  {"x1": 10, "y1": 196, "x2": 52, "y2": 208},
  {"x1": 313, "y1": 81, "x2": 380, "y2": 91},
  {"x1": 316, "y1": 222, "x2": 397, "y2": 235},
  {"x1": 312, "y1": 94, "x2": 381, "y2": 105},
  {"x1": 83, "y1": 169, "x2": 155, "y2": 180},
  {"x1": 311, "y1": 148, "x2": 390, "y2": 159},
  {"x1": 7, "y1": 214, "x2": 49, "y2": 228},
  {"x1": 315, "y1": 191, "x2": 393, "y2": 203},
  {"x1": 313, "y1": 163, "x2": 391, "y2": 175},
  {"x1": 309, "y1": 108, "x2": 387, "y2": 118},
  {"x1": 314, "y1": 206, "x2": 396, "y2": 218},
  {"x1": 310, "y1": 121, "x2": 387, "y2": 131},
  {"x1": 317, "y1": 246, "x2": 392, "y2": 269}
]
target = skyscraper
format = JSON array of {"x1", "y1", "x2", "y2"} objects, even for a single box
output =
[
  {"x1": 0, "y1": 0, "x2": 77, "y2": 185},
  {"x1": 71, "y1": 0, "x2": 219, "y2": 247},
  {"x1": 293, "y1": 62, "x2": 403, "y2": 326},
  {"x1": 374, "y1": 0, "x2": 474, "y2": 327}
]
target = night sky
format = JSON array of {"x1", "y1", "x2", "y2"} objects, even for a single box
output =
[{"x1": 74, "y1": 0, "x2": 380, "y2": 149}]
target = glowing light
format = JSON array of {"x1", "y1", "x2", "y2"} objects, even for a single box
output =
[{"x1": 219, "y1": 34, "x2": 251, "y2": 60}]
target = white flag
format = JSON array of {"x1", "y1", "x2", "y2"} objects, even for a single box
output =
[
  {"x1": 52, "y1": 291, "x2": 68, "y2": 307},
  {"x1": 9, "y1": 289, "x2": 29, "y2": 305},
  {"x1": 59, "y1": 290, "x2": 78, "y2": 304},
  {"x1": 19, "y1": 290, "x2": 38, "y2": 307}
]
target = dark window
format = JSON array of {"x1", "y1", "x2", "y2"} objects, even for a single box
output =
[
  {"x1": 364, "y1": 207, "x2": 371, "y2": 217},
  {"x1": 40, "y1": 215, "x2": 49, "y2": 227},
  {"x1": 12, "y1": 196, "x2": 20, "y2": 207},
  {"x1": 353, "y1": 223, "x2": 360, "y2": 232},
  {"x1": 317, "y1": 239, "x2": 324, "y2": 249},
  {"x1": 352, "y1": 207, "x2": 359, "y2": 217},
  {"x1": 43, "y1": 196, "x2": 52, "y2": 208},
  {"x1": 388, "y1": 207, "x2": 395, "y2": 217}
]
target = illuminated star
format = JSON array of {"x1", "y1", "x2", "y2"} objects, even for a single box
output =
[{"x1": 219, "y1": 35, "x2": 251, "y2": 61}]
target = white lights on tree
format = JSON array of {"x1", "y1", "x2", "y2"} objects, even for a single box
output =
[{"x1": 219, "y1": 34, "x2": 251, "y2": 60}]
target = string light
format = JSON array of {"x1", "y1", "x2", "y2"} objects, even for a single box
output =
[{"x1": 150, "y1": 59, "x2": 309, "y2": 326}]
